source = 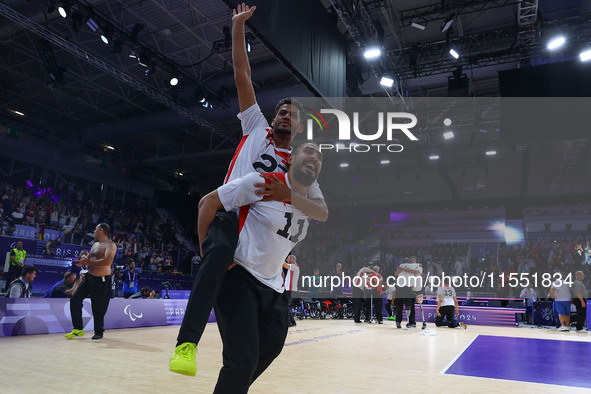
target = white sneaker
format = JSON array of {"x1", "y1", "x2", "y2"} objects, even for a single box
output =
[
  {"x1": 576, "y1": 329, "x2": 588, "y2": 333},
  {"x1": 557, "y1": 326, "x2": 569, "y2": 332}
]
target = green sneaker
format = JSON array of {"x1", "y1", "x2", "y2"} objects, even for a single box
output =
[
  {"x1": 387, "y1": 316, "x2": 396, "y2": 321},
  {"x1": 169, "y1": 342, "x2": 197, "y2": 376},
  {"x1": 64, "y1": 329, "x2": 85, "y2": 339}
]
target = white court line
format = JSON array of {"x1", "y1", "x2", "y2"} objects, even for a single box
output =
[{"x1": 440, "y1": 334, "x2": 480, "y2": 375}]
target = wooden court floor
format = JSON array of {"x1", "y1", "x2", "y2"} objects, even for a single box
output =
[{"x1": 1, "y1": 319, "x2": 590, "y2": 393}]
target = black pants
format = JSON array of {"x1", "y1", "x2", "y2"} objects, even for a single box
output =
[
  {"x1": 5, "y1": 264, "x2": 21, "y2": 291},
  {"x1": 352, "y1": 286, "x2": 364, "y2": 323},
  {"x1": 177, "y1": 211, "x2": 238, "y2": 346},
  {"x1": 365, "y1": 290, "x2": 383, "y2": 322},
  {"x1": 286, "y1": 291, "x2": 296, "y2": 326},
  {"x1": 573, "y1": 298, "x2": 587, "y2": 330},
  {"x1": 213, "y1": 265, "x2": 288, "y2": 394},
  {"x1": 70, "y1": 274, "x2": 112, "y2": 334},
  {"x1": 394, "y1": 297, "x2": 415, "y2": 324},
  {"x1": 385, "y1": 300, "x2": 394, "y2": 317},
  {"x1": 435, "y1": 305, "x2": 459, "y2": 328}
]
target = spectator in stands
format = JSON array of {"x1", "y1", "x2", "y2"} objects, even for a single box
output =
[
  {"x1": 45, "y1": 236, "x2": 62, "y2": 255},
  {"x1": 5, "y1": 240, "x2": 27, "y2": 291},
  {"x1": 572, "y1": 271, "x2": 588, "y2": 333},
  {"x1": 7, "y1": 265, "x2": 37, "y2": 298},
  {"x1": 550, "y1": 271, "x2": 573, "y2": 331},
  {"x1": 130, "y1": 286, "x2": 157, "y2": 299},
  {"x1": 122, "y1": 261, "x2": 138, "y2": 298},
  {"x1": 43, "y1": 271, "x2": 81, "y2": 298}
]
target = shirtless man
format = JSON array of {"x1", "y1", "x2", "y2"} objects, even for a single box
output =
[{"x1": 65, "y1": 223, "x2": 116, "y2": 340}]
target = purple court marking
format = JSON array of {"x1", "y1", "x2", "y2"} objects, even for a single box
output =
[{"x1": 443, "y1": 335, "x2": 591, "y2": 389}]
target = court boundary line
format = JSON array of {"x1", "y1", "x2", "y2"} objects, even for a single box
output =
[{"x1": 439, "y1": 334, "x2": 479, "y2": 375}]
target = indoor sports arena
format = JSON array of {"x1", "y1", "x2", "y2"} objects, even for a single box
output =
[{"x1": 1, "y1": 0, "x2": 591, "y2": 393}]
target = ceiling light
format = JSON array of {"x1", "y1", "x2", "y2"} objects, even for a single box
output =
[
  {"x1": 106, "y1": 145, "x2": 114, "y2": 150},
  {"x1": 429, "y1": 154, "x2": 440, "y2": 160},
  {"x1": 380, "y1": 159, "x2": 390, "y2": 165},
  {"x1": 364, "y1": 47, "x2": 381, "y2": 59},
  {"x1": 443, "y1": 131, "x2": 455, "y2": 140},
  {"x1": 100, "y1": 25, "x2": 114, "y2": 45},
  {"x1": 547, "y1": 36, "x2": 566, "y2": 51},
  {"x1": 9, "y1": 109, "x2": 25, "y2": 116},
  {"x1": 449, "y1": 48, "x2": 460, "y2": 59},
  {"x1": 580, "y1": 49, "x2": 591, "y2": 62},
  {"x1": 485, "y1": 150, "x2": 497, "y2": 156},
  {"x1": 380, "y1": 76, "x2": 394, "y2": 87},
  {"x1": 441, "y1": 17, "x2": 454, "y2": 32},
  {"x1": 340, "y1": 163, "x2": 349, "y2": 168},
  {"x1": 411, "y1": 22, "x2": 426, "y2": 30},
  {"x1": 58, "y1": 4, "x2": 69, "y2": 18},
  {"x1": 86, "y1": 18, "x2": 99, "y2": 32},
  {"x1": 169, "y1": 75, "x2": 179, "y2": 86}
]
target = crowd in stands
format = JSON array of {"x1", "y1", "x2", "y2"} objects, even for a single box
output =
[{"x1": 0, "y1": 179, "x2": 198, "y2": 275}]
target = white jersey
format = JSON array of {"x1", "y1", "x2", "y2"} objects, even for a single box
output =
[
  {"x1": 398, "y1": 263, "x2": 423, "y2": 291},
  {"x1": 219, "y1": 172, "x2": 309, "y2": 292},
  {"x1": 284, "y1": 263, "x2": 300, "y2": 292},
  {"x1": 437, "y1": 286, "x2": 457, "y2": 307},
  {"x1": 225, "y1": 103, "x2": 324, "y2": 200}
]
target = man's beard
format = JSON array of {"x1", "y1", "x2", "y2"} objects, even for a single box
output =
[
  {"x1": 273, "y1": 125, "x2": 292, "y2": 135},
  {"x1": 292, "y1": 167, "x2": 316, "y2": 186}
]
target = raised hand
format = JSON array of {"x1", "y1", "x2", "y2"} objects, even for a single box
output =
[{"x1": 232, "y1": 2, "x2": 256, "y2": 24}]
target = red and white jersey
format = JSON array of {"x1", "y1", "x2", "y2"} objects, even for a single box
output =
[
  {"x1": 224, "y1": 103, "x2": 290, "y2": 184},
  {"x1": 224, "y1": 103, "x2": 324, "y2": 200},
  {"x1": 283, "y1": 263, "x2": 300, "y2": 292},
  {"x1": 218, "y1": 172, "x2": 309, "y2": 292}
]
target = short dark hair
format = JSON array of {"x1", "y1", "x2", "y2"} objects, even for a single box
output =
[
  {"x1": 274, "y1": 97, "x2": 305, "y2": 120},
  {"x1": 98, "y1": 223, "x2": 111, "y2": 237},
  {"x1": 64, "y1": 271, "x2": 75, "y2": 280},
  {"x1": 22, "y1": 265, "x2": 38, "y2": 276},
  {"x1": 141, "y1": 286, "x2": 151, "y2": 293}
]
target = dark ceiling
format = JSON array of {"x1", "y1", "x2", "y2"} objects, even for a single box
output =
[{"x1": 0, "y1": 0, "x2": 590, "y2": 206}]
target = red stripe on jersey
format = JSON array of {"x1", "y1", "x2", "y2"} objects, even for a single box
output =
[
  {"x1": 238, "y1": 205, "x2": 250, "y2": 234},
  {"x1": 288, "y1": 270, "x2": 295, "y2": 291},
  {"x1": 262, "y1": 173, "x2": 291, "y2": 204},
  {"x1": 224, "y1": 135, "x2": 249, "y2": 184}
]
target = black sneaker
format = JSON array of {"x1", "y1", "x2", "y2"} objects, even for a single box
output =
[
  {"x1": 396, "y1": 322, "x2": 401, "y2": 329},
  {"x1": 378, "y1": 321, "x2": 383, "y2": 324},
  {"x1": 92, "y1": 333, "x2": 103, "y2": 340}
]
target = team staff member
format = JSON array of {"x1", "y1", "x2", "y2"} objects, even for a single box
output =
[
  {"x1": 5, "y1": 240, "x2": 27, "y2": 291},
  {"x1": 122, "y1": 261, "x2": 138, "y2": 299},
  {"x1": 6, "y1": 265, "x2": 37, "y2": 298},
  {"x1": 172, "y1": 2, "x2": 328, "y2": 370},
  {"x1": 283, "y1": 255, "x2": 300, "y2": 327},
  {"x1": 43, "y1": 271, "x2": 81, "y2": 298},
  {"x1": 366, "y1": 266, "x2": 384, "y2": 324},
  {"x1": 394, "y1": 257, "x2": 422, "y2": 329},
  {"x1": 171, "y1": 142, "x2": 323, "y2": 393},
  {"x1": 352, "y1": 266, "x2": 375, "y2": 324},
  {"x1": 435, "y1": 282, "x2": 467, "y2": 329},
  {"x1": 64, "y1": 223, "x2": 116, "y2": 340},
  {"x1": 573, "y1": 271, "x2": 588, "y2": 333}
]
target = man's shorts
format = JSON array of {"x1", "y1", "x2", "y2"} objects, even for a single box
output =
[{"x1": 554, "y1": 300, "x2": 571, "y2": 316}]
